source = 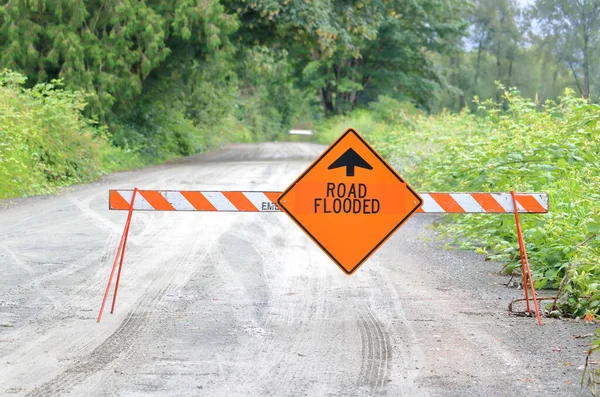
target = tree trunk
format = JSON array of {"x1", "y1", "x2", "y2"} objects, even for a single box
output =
[
  {"x1": 350, "y1": 58, "x2": 362, "y2": 111},
  {"x1": 334, "y1": 63, "x2": 343, "y2": 114},
  {"x1": 324, "y1": 83, "x2": 334, "y2": 114},
  {"x1": 450, "y1": 56, "x2": 457, "y2": 111},
  {"x1": 583, "y1": 34, "x2": 590, "y2": 100},
  {"x1": 474, "y1": 40, "x2": 483, "y2": 85},
  {"x1": 457, "y1": 55, "x2": 465, "y2": 110},
  {"x1": 318, "y1": 88, "x2": 328, "y2": 116},
  {"x1": 349, "y1": 90, "x2": 358, "y2": 109},
  {"x1": 495, "y1": 45, "x2": 502, "y2": 103},
  {"x1": 567, "y1": 61, "x2": 584, "y2": 96}
]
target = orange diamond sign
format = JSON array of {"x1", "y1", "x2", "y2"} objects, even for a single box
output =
[{"x1": 278, "y1": 128, "x2": 423, "y2": 275}]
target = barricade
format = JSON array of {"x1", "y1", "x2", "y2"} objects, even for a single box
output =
[
  {"x1": 108, "y1": 190, "x2": 548, "y2": 213},
  {"x1": 98, "y1": 188, "x2": 548, "y2": 325}
]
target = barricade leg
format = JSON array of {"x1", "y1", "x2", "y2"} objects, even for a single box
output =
[
  {"x1": 110, "y1": 188, "x2": 139, "y2": 314},
  {"x1": 97, "y1": 188, "x2": 138, "y2": 323},
  {"x1": 511, "y1": 191, "x2": 542, "y2": 326}
]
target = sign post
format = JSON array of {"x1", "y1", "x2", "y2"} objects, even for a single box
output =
[{"x1": 277, "y1": 128, "x2": 423, "y2": 275}]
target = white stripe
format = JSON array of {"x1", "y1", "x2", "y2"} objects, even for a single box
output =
[
  {"x1": 450, "y1": 193, "x2": 484, "y2": 213},
  {"x1": 491, "y1": 194, "x2": 524, "y2": 212},
  {"x1": 243, "y1": 192, "x2": 274, "y2": 212},
  {"x1": 163, "y1": 191, "x2": 195, "y2": 211},
  {"x1": 514, "y1": 196, "x2": 526, "y2": 212},
  {"x1": 204, "y1": 192, "x2": 237, "y2": 211},
  {"x1": 532, "y1": 193, "x2": 549, "y2": 211},
  {"x1": 420, "y1": 194, "x2": 445, "y2": 213},
  {"x1": 118, "y1": 190, "x2": 133, "y2": 206},
  {"x1": 116, "y1": 190, "x2": 152, "y2": 210},
  {"x1": 133, "y1": 193, "x2": 153, "y2": 210}
]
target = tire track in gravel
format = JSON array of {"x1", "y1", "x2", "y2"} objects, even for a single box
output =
[
  {"x1": 222, "y1": 160, "x2": 336, "y2": 395},
  {"x1": 0, "y1": 243, "x2": 66, "y2": 313},
  {"x1": 26, "y1": 286, "x2": 171, "y2": 396},
  {"x1": 0, "y1": 143, "x2": 334, "y2": 397},
  {"x1": 79, "y1": 214, "x2": 236, "y2": 396},
  {"x1": 280, "y1": 259, "x2": 331, "y2": 395},
  {"x1": 26, "y1": 214, "x2": 210, "y2": 396},
  {"x1": 5, "y1": 209, "x2": 170, "y2": 319},
  {"x1": 382, "y1": 271, "x2": 427, "y2": 395},
  {"x1": 200, "y1": 215, "x2": 288, "y2": 395},
  {"x1": 357, "y1": 307, "x2": 392, "y2": 392},
  {"x1": 205, "y1": 160, "x2": 331, "y2": 395}
]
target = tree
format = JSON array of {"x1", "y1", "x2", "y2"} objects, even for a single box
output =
[
  {"x1": 470, "y1": 0, "x2": 496, "y2": 86},
  {"x1": 467, "y1": 0, "x2": 521, "y2": 102},
  {"x1": 492, "y1": 1, "x2": 521, "y2": 90},
  {"x1": 359, "y1": 2, "x2": 470, "y2": 110},
  {"x1": 0, "y1": 0, "x2": 238, "y2": 119},
  {"x1": 535, "y1": 0, "x2": 600, "y2": 100},
  {"x1": 225, "y1": 0, "x2": 469, "y2": 114}
]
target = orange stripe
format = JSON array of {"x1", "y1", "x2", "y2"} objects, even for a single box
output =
[
  {"x1": 415, "y1": 207, "x2": 424, "y2": 213},
  {"x1": 223, "y1": 192, "x2": 258, "y2": 211},
  {"x1": 109, "y1": 191, "x2": 131, "y2": 210},
  {"x1": 139, "y1": 190, "x2": 175, "y2": 211},
  {"x1": 180, "y1": 191, "x2": 216, "y2": 211},
  {"x1": 430, "y1": 193, "x2": 465, "y2": 213},
  {"x1": 264, "y1": 192, "x2": 281, "y2": 205},
  {"x1": 471, "y1": 193, "x2": 505, "y2": 213},
  {"x1": 515, "y1": 195, "x2": 546, "y2": 213}
]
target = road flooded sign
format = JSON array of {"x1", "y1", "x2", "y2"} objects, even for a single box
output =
[{"x1": 277, "y1": 128, "x2": 423, "y2": 275}]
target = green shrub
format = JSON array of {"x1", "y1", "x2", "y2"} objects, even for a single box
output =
[
  {"x1": 368, "y1": 96, "x2": 420, "y2": 129},
  {"x1": 0, "y1": 70, "x2": 137, "y2": 198}
]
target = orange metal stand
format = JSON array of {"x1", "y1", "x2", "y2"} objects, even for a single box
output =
[
  {"x1": 97, "y1": 188, "x2": 138, "y2": 323},
  {"x1": 511, "y1": 190, "x2": 542, "y2": 326}
]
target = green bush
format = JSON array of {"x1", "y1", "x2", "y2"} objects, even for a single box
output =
[
  {"x1": 0, "y1": 70, "x2": 139, "y2": 199},
  {"x1": 368, "y1": 96, "x2": 420, "y2": 129}
]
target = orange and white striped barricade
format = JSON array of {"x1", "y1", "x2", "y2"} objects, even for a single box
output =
[
  {"x1": 99, "y1": 189, "x2": 548, "y2": 324},
  {"x1": 108, "y1": 190, "x2": 548, "y2": 214}
]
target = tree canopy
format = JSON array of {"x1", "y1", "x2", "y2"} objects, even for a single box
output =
[
  {"x1": 225, "y1": 0, "x2": 469, "y2": 114},
  {"x1": 0, "y1": 0, "x2": 237, "y2": 119}
]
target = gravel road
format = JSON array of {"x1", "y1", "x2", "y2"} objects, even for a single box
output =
[{"x1": 0, "y1": 142, "x2": 596, "y2": 396}]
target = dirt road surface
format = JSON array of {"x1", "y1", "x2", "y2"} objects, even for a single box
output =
[{"x1": 0, "y1": 143, "x2": 596, "y2": 396}]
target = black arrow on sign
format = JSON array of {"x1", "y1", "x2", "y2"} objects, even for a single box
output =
[{"x1": 328, "y1": 148, "x2": 373, "y2": 177}]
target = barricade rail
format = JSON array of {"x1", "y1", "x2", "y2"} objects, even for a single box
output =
[{"x1": 109, "y1": 190, "x2": 549, "y2": 214}]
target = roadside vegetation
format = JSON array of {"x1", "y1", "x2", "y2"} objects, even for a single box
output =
[{"x1": 0, "y1": 70, "x2": 140, "y2": 198}]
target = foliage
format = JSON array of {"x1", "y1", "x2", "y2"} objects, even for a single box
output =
[
  {"x1": 225, "y1": 0, "x2": 470, "y2": 115},
  {"x1": 109, "y1": 52, "x2": 246, "y2": 162},
  {"x1": 436, "y1": 45, "x2": 577, "y2": 113},
  {"x1": 534, "y1": 0, "x2": 600, "y2": 100},
  {"x1": 234, "y1": 46, "x2": 319, "y2": 142},
  {"x1": 0, "y1": 70, "x2": 138, "y2": 199},
  {"x1": 437, "y1": 0, "x2": 600, "y2": 112},
  {"x1": 368, "y1": 96, "x2": 420, "y2": 129},
  {"x1": 0, "y1": 0, "x2": 237, "y2": 119}
]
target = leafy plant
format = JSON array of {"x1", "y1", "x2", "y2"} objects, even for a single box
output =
[{"x1": 0, "y1": 70, "x2": 139, "y2": 199}]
